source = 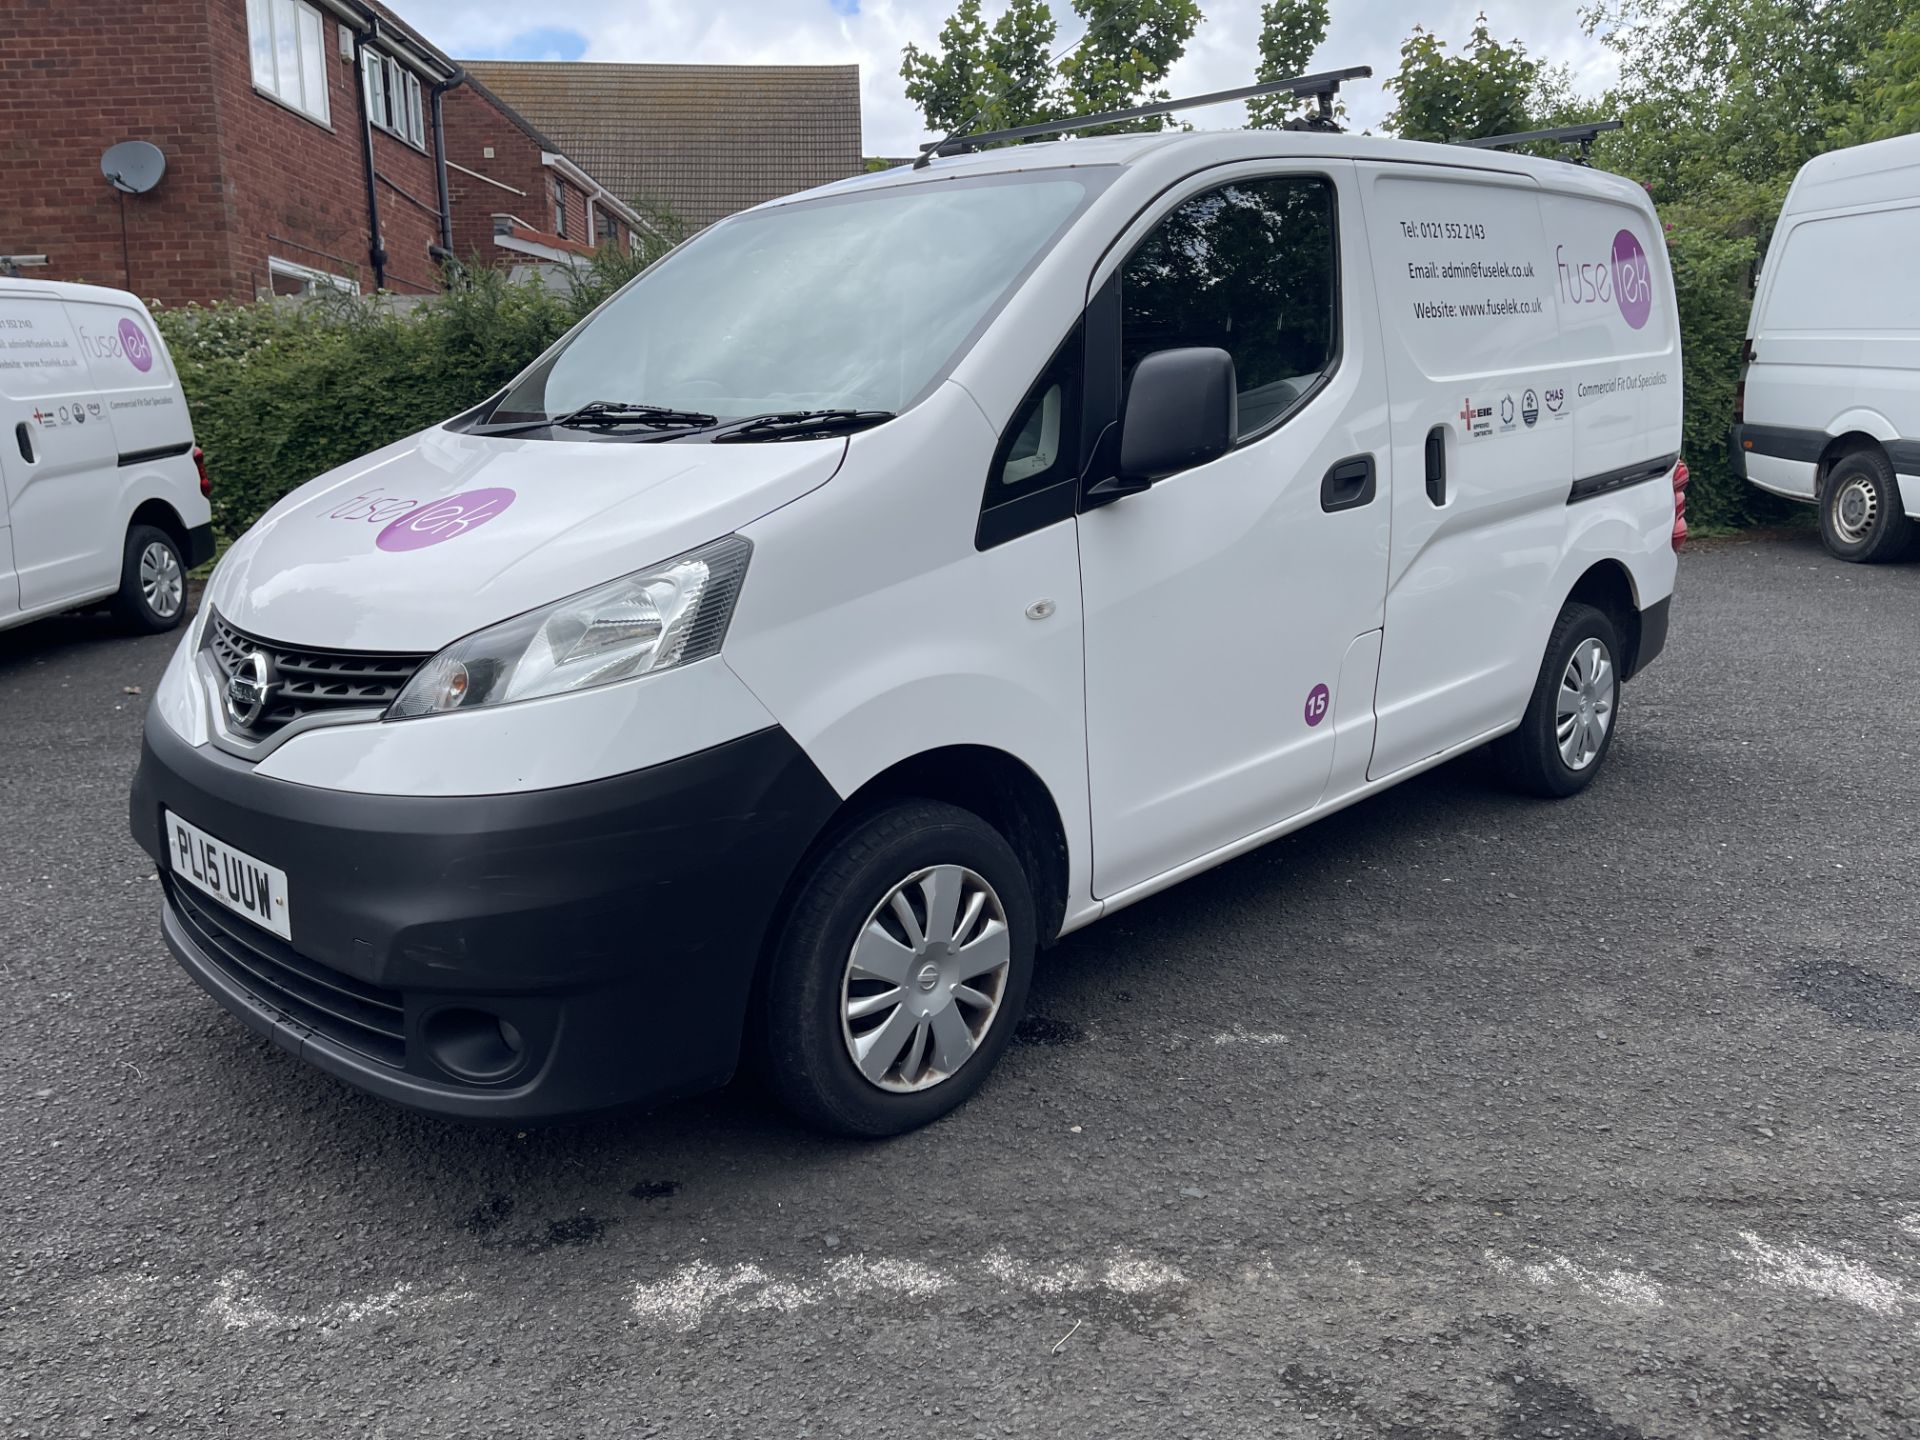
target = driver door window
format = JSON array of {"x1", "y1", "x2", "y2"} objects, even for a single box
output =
[{"x1": 1121, "y1": 176, "x2": 1338, "y2": 440}]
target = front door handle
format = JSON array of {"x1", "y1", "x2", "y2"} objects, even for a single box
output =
[
  {"x1": 1320, "y1": 454, "x2": 1376, "y2": 513},
  {"x1": 14, "y1": 421, "x2": 32, "y2": 464}
]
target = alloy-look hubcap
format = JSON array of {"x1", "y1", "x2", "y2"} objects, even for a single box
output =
[
  {"x1": 1555, "y1": 636, "x2": 1615, "y2": 771},
  {"x1": 841, "y1": 864, "x2": 1011, "y2": 1094},
  {"x1": 1833, "y1": 477, "x2": 1878, "y2": 543},
  {"x1": 140, "y1": 540, "x2": 184, "y2": 618}
]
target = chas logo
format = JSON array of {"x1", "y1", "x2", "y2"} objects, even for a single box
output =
[{"x1": 1555, "y1": 228, "x2": 1655, "y2": 331}]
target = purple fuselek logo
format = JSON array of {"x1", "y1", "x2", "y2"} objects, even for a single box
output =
[
  {"x1": 117, "y1": 318, "x2": 154, "y2": 372},
  {"x1": 375, "y1": 487, "x2": 516, "y2": 552}
]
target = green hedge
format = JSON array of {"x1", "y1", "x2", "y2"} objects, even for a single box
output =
[{"x1": 157, "y1": 249, "x2": 657, "y2": 542}]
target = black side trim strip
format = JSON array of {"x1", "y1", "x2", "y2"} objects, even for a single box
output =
[
  {"x1": 118, "y1": 441, "x2": 193, "y2": 467},
  {"x1": 1734, "y1": 423, "x2": 1826, "y2": 465},
  {"x1": 1568, "y1": 453, "x2": 1679, "y2": 505},
  {"x1": 185, "y1": 523, "x2": 216, "y2": 569},
  {"x1": 1889, "y1": 439, "x2": 1920, "y2": 475}
]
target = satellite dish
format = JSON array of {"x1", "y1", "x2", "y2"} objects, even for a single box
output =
[{"x1": 101, "y1": 141, "x2": 166, "y2": 195}]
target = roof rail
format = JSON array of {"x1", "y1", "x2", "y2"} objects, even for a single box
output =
[
  {"x1": 1458, "y1": 120, "x2": 1623, "y2": 166},
  {"x1": 915, "y1": 66, "x2": 1372, "y2": 168}
]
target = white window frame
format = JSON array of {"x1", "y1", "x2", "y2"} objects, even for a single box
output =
[
  {"x1": 247, "y1": 0, "x2": 332, "y2": 125},
  {"x1": 362, "y1": 48, "x2": 427, "y2": 150},
  {"x1": 268, "y1": 256, "x2": 360, "y2": 297}
]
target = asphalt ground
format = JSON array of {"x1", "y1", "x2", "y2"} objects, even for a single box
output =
[{"x1": 3, "y1": 529, "x2": 1918, "y2": 1439}]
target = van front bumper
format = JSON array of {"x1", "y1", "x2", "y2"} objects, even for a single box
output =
[{"x1": 129, "y1": 713, "x2": 839, "y2": 1121}]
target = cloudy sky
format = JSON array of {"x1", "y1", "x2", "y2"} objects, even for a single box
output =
[{"x1": 396, "y1": 1, "x2": 1620, "y2": 156}]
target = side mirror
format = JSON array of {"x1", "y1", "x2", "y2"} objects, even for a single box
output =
[{"x1": 1119, "y1": 347, "x2": 1237, "y2": 482}]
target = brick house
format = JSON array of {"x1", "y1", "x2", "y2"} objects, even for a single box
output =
[
  {"x1": 0, "y1": 0, "x2": 645, "y2": 306},
  {"x1": 442, "y1": 76, "x2": 651, "y2": 272}
]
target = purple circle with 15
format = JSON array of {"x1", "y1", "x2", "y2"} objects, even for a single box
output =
[
  {"x1": 1609, "y1": 229, "x2": 1653, "y2": 331},
  {"x1": 376, "y1": 487, "x2": 516, "y2": 552},
  {"x1": 1304, "y1": 683, "x2": 1331, "y2": 728},
  {"x1": 117, "y1": 318, "x2": 154, "y2": 373}
]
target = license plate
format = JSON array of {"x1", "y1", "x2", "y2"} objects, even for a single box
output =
[{"x1": 165, "y1": 810, "x2": 292, "y2": 941}]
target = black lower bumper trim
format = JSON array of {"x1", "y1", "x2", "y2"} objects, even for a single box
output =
[
  {"x1": 184, "y1": 523, "x2": 216, "y2": 569},
  {"x1": 1627, "y1": 596, "x2": 1670, "y2": 681},
  {"x1": 131, "y1": 714, "x2": 841, "y2": 1120}
]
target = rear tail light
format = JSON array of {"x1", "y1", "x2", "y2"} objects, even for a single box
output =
[
  {"x1": 1672, "y1": 459, "x2": 1690, "y2": 552},
  {"x1": 192, "y1": 444, "x2": 210, "y2": 498}
]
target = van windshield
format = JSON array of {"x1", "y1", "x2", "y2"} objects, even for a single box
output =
[{"x1": 489, "y1": 171, "x2": 1106, "y2": 430}]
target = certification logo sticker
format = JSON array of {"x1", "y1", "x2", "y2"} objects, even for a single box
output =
[
  {"x1": 1499, "y1": 394, "x2": 1517, "y2": 430},
  {"x1": 1522, "y1": 389, "x2": 1540, "y2": 427},
  {"x1": 1545, "y1": 386, "x2": 1566, "y2": 417},
  {"x1": 1458, "y1": 396, "x2": 1494, "y2": 439}
]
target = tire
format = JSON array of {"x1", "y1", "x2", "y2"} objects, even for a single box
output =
[
  {"x1": 758, "y1": 799, "x2": 1036, "y2": 1138},
  {"x1": 111, "y1": 523, "x2": 188, "y2": 633},
  {"x1": 1819, "y1": 448, "x2": 1915, "y2": 564},
  {"x1": 1490, "y1": 601, "x2": 1623, "y2": 799}
]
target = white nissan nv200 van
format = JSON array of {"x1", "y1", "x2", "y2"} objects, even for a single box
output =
[
  {"x1": 1731, "y1": 132, "x2": 1920, "y2": 562},
  {"x1": 131, "y1": 126, "x2": 1683, "y2": 1136},
  {"x1": 1, "y1": 278, "x2": 213, "y2": 632}
]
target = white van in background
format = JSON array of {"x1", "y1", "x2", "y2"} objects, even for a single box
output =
[
  {"x1": 131, "y1": 126, "x2": 1684, "y2": 1137},
  {"x1": 1732, "y1": 132, "x2": 1920, "y2": 562},
  {"x1": 0, "y1": 278, "x2": 214, "y2": 633}
]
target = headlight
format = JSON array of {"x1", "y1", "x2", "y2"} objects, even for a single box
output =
[{"x1": 387, "y1": 535, "x2": 751, "y2": 719}]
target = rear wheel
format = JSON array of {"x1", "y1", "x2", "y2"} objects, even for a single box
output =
[
  {"x1": 1819, "y1": 448, "x2": 1914, "y2": 564},
  {"x1": 759, "y1": 799, "x2": 1035, "y2": 1137},
  {"x1": 112, "y1": 523, "x2": 187, "y2": 633},
  {"x1": 1490, "y1": 601, "x2": 1622, "y2": 799}
]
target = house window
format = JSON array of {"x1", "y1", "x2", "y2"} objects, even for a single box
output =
[
  {"x1": 248, "y1": 0, "x2": 331, "y2": 124},
  {"x1": 552, "y1": 179, "x2": 568, "y2": 238},
  {"x1": 268, "y1": 257, "x2": 359, "y2": 297},
  {"x1": 361, "y1": 48, "x2": 426, "y2": 148}
]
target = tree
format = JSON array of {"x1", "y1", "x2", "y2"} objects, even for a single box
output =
[
  {"x1": 1383, "y1": 14, "x2": 1538, "y2": 144},
  {"x1": 1058, "y1": 0, "x2": 1204, "y2": 131},
  {"x1": 901, "y1": 0, "x2": 1061, "y2": 139},
  {"x1": 1245, "y1": 0, "x2": 1330, "y2": 128}
]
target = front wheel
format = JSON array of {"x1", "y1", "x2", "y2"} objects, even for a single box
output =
[
  {"x1": 758, "y1": 799, "x2": 1035, "y2": 1137},
  {"x1": 1820, "y1": 448, "x2": 1915, "y2": 564},
  {"x1": 112, "y1": 524, "x2": 187, "y2": 633},
  {"x1": 1490, "y1": 601, "x2": 1623, "y2": 799}
]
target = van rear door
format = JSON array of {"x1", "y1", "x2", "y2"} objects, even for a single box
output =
[{"x1": 0, "y1": 290, "x2": 119, "y2": 611}]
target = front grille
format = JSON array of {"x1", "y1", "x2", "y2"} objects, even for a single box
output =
[
  {"x1": 207, "y1": 610, "x2": 429, "y2": 739},
  {"x1": 168, "y1": 879, "x2": 407, "y2": 1068}
]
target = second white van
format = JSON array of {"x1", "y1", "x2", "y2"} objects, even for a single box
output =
[
  {"x1": 1732, "y1": 132, "x2": 1920, "y2": 562},
  {"x1": 0, "y1": 278, "x2": 213, "y2": 633},
  {"x1": 130, "y1": 122, "x2": 1684, "y2": 1137}
]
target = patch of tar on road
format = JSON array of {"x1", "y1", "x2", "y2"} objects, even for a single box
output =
[
  {"x1": 463, "y1": 1193, "x2": 513, "y2": 1234},
  {"x1": 1014, "y1": 1013, "x2": 1083, "y2": 1045},
  {"x1": 629, "y1": 1178, "x2": 680, "y2": 1201},
  {"x1": 1783, "y1": 958, "x2": 1920, "y2": 1032},
  {"x1": 1501, "y1": 1372, "x2": 1652, "y2": 1440}
]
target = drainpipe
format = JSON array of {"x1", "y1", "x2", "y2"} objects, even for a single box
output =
[
  {"x1": 350, "y1": 27, "x2": 388, "y2": 291},
  {"x1": 430, "y1": 66, "x2": 463, "y2": 264}
]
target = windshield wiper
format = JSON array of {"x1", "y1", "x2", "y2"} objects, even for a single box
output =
[
  {"x1": 710, "y1": 410, "x2": 896, "y2": 444},
  {"x1": 474, "y1": 400, "x2": 720, "y2": 437}
]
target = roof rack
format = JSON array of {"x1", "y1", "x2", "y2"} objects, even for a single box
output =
[
  {"x1": 1458, "y1": 120, "x2": 1623, "y2": 166},
  {"x1": 915, "y1": 65, "x2": 1372, "y2": 168}
]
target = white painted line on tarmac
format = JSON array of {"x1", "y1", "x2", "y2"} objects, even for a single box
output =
[
  {"x1": 1733, "y1": 1231, "x2": 1918, "y2": 1317},
  {"x1": 631, "y1": 1248, "x2": 1188, "y2": 1332},
  {"x1": 1483, "y1": 1249, "x2": 1665, "y2": 1308},
  {"x1": 205, "y1": 1270, "x2": 475, "y2": 1332}
]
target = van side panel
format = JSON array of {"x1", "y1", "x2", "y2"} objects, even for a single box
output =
[
  {"x1": 1744, "y1": 203, "x2": 1920, "y2": 486},
  {"x1": 725, "y1": 384, "x2": 1098, "y2": 931},
  {"x1": 1361, "y1": 167, "x2": 1679, "y2": 781},
  {"x1": 1359, "y1": 166, "x2": 1574, "y2": 779},
  {"x1": 0, "y1": 291, "x2": 121, "y2": 609}
]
